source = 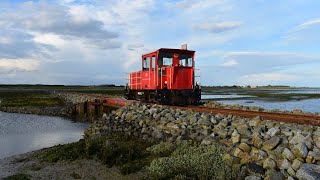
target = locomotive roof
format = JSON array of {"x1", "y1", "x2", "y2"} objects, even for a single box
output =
[{"x1": 142, "y1": 48, "x2": 195, "y2": 56}]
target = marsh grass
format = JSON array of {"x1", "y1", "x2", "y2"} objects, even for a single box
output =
[
  {"x1": 0, "y1": 90, "x2": 64, "y2": 107},
  {"x1": 41, "y1": 134, "x2": 235, "y2": 179},
  {"x1": 3, "y1": 173, "x2": 31, "y2": 180}
]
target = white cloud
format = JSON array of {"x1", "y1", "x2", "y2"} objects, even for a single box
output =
[
  {"x1": 0, "y1": 37, "x2": 12, "y2": 44},
  {"x1": 297, "y1": 18, "x2": 320, "y2": 30},
  {"x1": 128, "y1": 44, "x2": 144, "y2": 51},
  {"x1": 33, "y1": 33, "x2": 66, "y2": 47},
  {"x1": 0, "y1": 58, "x2": 40, "y2": 73},
  {"x1": 219, "y1": 59, "x2": 238, "y2": 67},
  {"x1": 223, "y1": 51, "x2": 320, "y2": 68},
  {"x1": 240, "y1": 72, "x2": 300, "y2": 84},
  {"x1": 194, "y1": 21, "x2": 242, "y2": 33},
  {"x1": 0, "y1": 1, "x2": 119, "y2": 49}
]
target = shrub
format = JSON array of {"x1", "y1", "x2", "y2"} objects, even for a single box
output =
[{"x1": 148, "y1": 141, "x2": 234, "y2": 180}]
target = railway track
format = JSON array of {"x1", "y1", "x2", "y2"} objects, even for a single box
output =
[
  {"x1": 68, "y1": 92, "x2": 320, "y2": 126},
  {"x1": 167, "y1": 105, "x2": 320, "y2": 126}
]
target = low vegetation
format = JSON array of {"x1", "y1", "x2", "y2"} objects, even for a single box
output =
[
  {"x1": 0, "y1": 90, "x2": 63, "y2": 107},
  {"x1": 3, "y1": 173, "x2": 31, "y2": 180},
  {"x1": 40, "y1": 134, "x2": 235, "y2": 179}
]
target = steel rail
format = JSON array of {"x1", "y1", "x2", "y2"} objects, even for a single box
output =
[{"x1": 166, "y1": 105, "x2": 320, "y2": 126}]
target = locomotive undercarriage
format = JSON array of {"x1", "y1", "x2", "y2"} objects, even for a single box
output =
[{"x1": 124, "y1": 86, "x2": 201, "y2": 105}]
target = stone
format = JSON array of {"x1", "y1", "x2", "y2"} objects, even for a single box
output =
[
  {"x1": 306, "y1": 153, "x2": 316, "y2": 164},
  {"x1": 210, "y1": 116, "x2": 218, "y2": 124},
  {"x1": 217, "y1": 119, "x2": 228, "y2": 128},
  {"x1": 234, "y1": 147, "x2": 243, "y2": 157},
  {"x1": 189, "y1": 116, "x2": 198, "y2": 124},
  {"x1": 289, "y1": 133, "x2": 308, "y2": 145},
  {"x1": 199, "y1": 128, "x2": 210, "y2": 136},
  {"x1": 239, "y1": 143, "x2": 252, "y2": 153},
  {"x1": 280, "y1": 158, "x2": 291, "y2": 170},
  {"x1": 247, "y1": 163, "x2": 265, "y2": 175},
  {"x1": 282, "y1": 148, "x2": 294, "y2": 161},
  {"x1": 201, "y1": 135, "x2": 214, "y2": 145},
  {"x1": 232, "y1": 135, "x2": 241, "y2": 144},
  {"x1": 287, "y1": 167, "x2": 296, "y2": 177},
  {"x1": 263, "y1": 158, "x2": 276, "y2": 169},
  {"x1": 292, "y1": 142, "x2": 308, "y2": 159},
  {"x1": 269, "y1": 170, "x2": 285, "y2": 180},
  {"x1": 262, "y1": 136, "x2": 280, "y2": 151},
  {"x1": 292, "y1": 159, "x2": 303, "y2": 171},
  {"x1": 240, "y1": 154, "x2": 252, "y2": 165},
  {"x1": 296, "y1": 163, "x2": 320, "y2": 180},
  {"x1": 244, "y1": 176, "x2": 261, "y2": 180},
  {"x1": 257, "y1": 150, "x2": 268, "y2": 160},
  {"x1": 152, "y1": 129, "x2": 164, "y2": 139},
  {"x1": 236, "y1": 123, "x2": 251, "y2": 137},
  {"x1": 223, "y1": 154, "x2": 240, "y2": 166},
  {"x1": 252, "y1": 133, "x2": 263, "y2": 148},
  {"x1": 248, "y1": 116, "x2": 262, "y2": 127},
  {"x1": 266, "y1": 127, "x2": 279, "y2": 137}
]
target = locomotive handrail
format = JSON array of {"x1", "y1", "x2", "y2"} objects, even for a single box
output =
[{"x1": 194, "y1": 68, "x2": 201, "y2": 89}]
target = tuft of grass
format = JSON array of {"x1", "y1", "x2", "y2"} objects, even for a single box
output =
[
  {"x1": 41, "y1": 139, "x2": 86, "y2": 163},
  {"x1": 29, "y1": 163, "x2": 43, "y2": 171},
  {"x1": 70, "y1": 172, "x2": 81, "y2": 179},
  {"x1": 3, "y1": 173, "x2": 31, "y2": 180}
]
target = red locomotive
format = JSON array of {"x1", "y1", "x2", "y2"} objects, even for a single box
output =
[{"x1": 124, "y1": 46, "x2": 201, "y2": 105}]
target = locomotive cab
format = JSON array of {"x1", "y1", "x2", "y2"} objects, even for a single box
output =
[{"x1": 125, "y1": 47, "x2": 201, "y2": 105}]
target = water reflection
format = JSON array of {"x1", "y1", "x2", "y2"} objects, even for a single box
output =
[{"x1": 0, "y1": 112, "x2": 88, "y2": 159}]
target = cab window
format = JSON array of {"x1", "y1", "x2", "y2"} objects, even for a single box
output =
[
  {"x1": 158, "y1": 52, "x2": 173, "y2": 66},
  {"x1": 163, "y1": 57, "x2": 173, "y2": 66},
  {"x1": 179, "y1": 54, "x2": 193, "y2": 67},
  {"x1": 152, "y1": 56, "x2": 156, "y2": 70},
  {"x1": 143, "y1": 57, "x2": 150, "y2": 70}
]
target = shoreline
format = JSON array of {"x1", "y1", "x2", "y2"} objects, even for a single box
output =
[
  {"x1": 0, "y1": 146, "x2": 145, "y2": 179},
  {"x1": 1, "y1": 93, "x2": 320, "y2": 179}
]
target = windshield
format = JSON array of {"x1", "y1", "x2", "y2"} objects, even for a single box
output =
[
  {"x1": 179, "y1": 54, "x2": 193, "y2": 67},
  {"x1": 158, "y1": 52, "x2": 193, "y2": 67}
]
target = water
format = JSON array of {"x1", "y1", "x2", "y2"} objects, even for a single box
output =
[
  {"x1": 201, "y1": 94, "x2": 254, "y2": 99},
  {"x1": 217, "y1": 98, "x2": 320, "y2": 113},
  {"x1": 0, "y1": 112, "x2": 88, "y2": 159}
]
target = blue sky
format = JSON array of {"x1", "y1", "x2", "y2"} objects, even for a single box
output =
[{"x1": 0, "y1": 0, "x2": 320, "y2": 86}]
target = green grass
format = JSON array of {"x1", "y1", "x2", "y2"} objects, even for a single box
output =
[
  {"x1": 0, "y1": 84, "x2": 124, "y2": 96},
  {"x1": 3, "y1": 173, "x2": 31, "y2": 180},
  {"x1": 41, "y1": 134, "x2": 154, "y2": 175},
  {"x1": 40, "y1": 134, "x2": 235, "y2": 179},
  {"x1": 0, "y1": 90, "x2": 64, "y2": 107},
  {"x1": 0, "y1": 85, "x2": 125, "y2": 107},
  {"x1": 244, "y1": 92, "x2": 320, "y2": 101}
]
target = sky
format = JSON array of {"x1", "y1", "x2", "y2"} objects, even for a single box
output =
[{"x1": 0, "y1": 0, "x2": 320, "y2": 87}]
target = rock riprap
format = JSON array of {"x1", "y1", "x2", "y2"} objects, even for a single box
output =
[{"x1": 85, "y1": 103, "x2": 320, "y2": 179}]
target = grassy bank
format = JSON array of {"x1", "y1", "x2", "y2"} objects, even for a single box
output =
[
  {"x1": 38, "y1": 134, "x2": 234, "y2": 179},
  {"x1": 202, "y1": 86, "x2": 320, "y2": 101},
  {"x1": 0, "y1": 90, "x2": 64, "y2": 107},
  {"x1": 0, "y1": 85, "x2": 124, "y2": 108},
  {"x1": 0, "y1": 85, "x2": 124, "y2": 96}
]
